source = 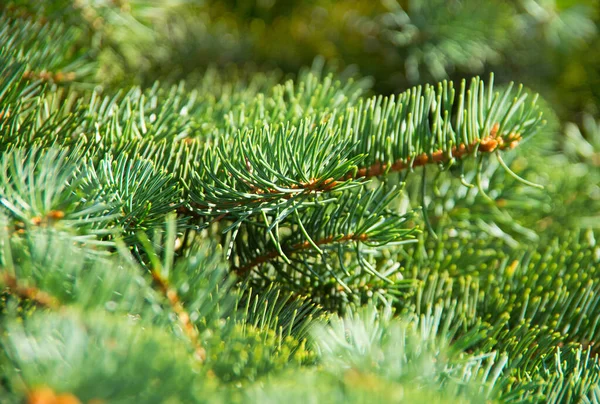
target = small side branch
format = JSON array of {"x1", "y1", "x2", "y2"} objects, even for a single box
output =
[{"x1": 234, "y1": 233, "x2": 368, "y2": 275}]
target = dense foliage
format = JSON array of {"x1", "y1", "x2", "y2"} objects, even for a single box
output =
[{"x1": 0, "y1": 1, "x2": 599, "y2": 403}]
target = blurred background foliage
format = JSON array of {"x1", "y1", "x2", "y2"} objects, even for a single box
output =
[
  {"x1": 9, "y1": 0, "x2": 599, "y2": 121},
  {"x1": 6, "y1": 0, "x2": 600, "y2": 120}
]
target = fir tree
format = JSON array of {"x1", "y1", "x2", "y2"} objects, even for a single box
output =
[{"x1": 0, "y1": 1, "x2": 599, "y2": 403}]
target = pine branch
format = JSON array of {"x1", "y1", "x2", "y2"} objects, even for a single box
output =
[{"x1": 182, "y1": 122, "x2": 518, "y2": 226}]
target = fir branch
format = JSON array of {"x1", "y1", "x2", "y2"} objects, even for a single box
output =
[
  {"x1": 136, "y1": 218, "x2": 236, "y2": 363},
  {"x1": 191, "y1": 123, "x2": 518, "y2": 218},
  {"x1": 235, "y1": 284, "x2": 324, "y2": 343},
  {"x1": 3, "y1": 311, "x2": 205, "y2": 402}
]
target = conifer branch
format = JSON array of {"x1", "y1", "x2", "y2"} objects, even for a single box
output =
[
  {"x1": 192, "y1": 76, "x2": 542, "y2": 222},
  {"x1": 186, "y1": 123, "x2": 520, "y2": 223}
]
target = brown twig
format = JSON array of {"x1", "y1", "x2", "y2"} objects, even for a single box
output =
[
  {"x1": 30, "y1": 210, "x2": 66, "y2": 226},
  {"x1": 150, "y1": 270, "x2": 206, "y2": 361},
  {"x1": 346, "y1": 123, "x2": 518, "y2": 180},
  {"x1": 234, "y1": 233, "x2": 368, "y2": 275},
  {"x1": 2, "y1": 273, "x2": 59, "y2": 308},
  {"x1": 23, "y1": 70, "x2": 76, "y2": 83}
]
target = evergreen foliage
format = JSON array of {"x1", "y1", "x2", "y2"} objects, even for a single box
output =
[{"x1": 0, "y1": 1, "x2": 599, "y2": 403}]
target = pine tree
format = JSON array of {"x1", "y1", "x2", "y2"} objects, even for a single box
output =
[{"x1": 1, "y1": 1, "x2": 599, "y2": 403}]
